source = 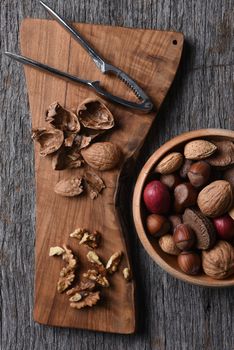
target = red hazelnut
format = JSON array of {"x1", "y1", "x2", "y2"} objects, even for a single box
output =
[
  {"x1": 143, "y1": 180, "x2": 171, "y2": 214},
  {"x1": 213, "y1": 215, "x2": 234, "y2": 240}
]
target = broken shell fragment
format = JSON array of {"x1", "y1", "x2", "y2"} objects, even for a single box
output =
[
  {"x1": 32, "y1": 127, "x2": 64, "y2": 156},
  {"x1": 83, "y1": 170, "x2": 106, "y2": 199},
  {"x1": 77, "y1": 98, "x2": 114, "y2": 130},
  {"x1": 46, "y1": 101, "x2": 80, "y2": 133},
  {"x1": 54, "y1": 177, "x2": 83, "y2": 197}
]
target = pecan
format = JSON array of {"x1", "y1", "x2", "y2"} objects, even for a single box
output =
[{"x1": 106, "y1": 251, "x2": 122, "y2": 274}]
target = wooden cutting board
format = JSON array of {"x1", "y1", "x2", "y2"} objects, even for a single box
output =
[{"x1": 20, "y1": 18, "x2": 183, "y2": 334}]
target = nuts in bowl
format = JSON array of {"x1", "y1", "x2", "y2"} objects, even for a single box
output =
[{"x1": 133, "y1": 129, "x2": 234, "y2": 287}]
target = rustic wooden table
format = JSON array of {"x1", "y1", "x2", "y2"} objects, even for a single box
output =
[{"x1": 1, "y1": 0, "x2": 233, "y2": 349}]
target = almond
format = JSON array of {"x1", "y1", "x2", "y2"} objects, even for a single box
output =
[
  {"x1": 155, "y1": 152, "x2": 183, "y2": 174},
  {"x1": 81, "y1": 142, "x2": 122, "y2": 171},
  {"x1": 184, "y1": 140, "x2": 217, "y2": 160},
  {"x1": 197, "y1": 180, "x2": 233, "y2": 218}
]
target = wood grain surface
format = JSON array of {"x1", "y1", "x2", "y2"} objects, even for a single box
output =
[
  {"x1": 20, "y1": 18, "x2": 183, "y2": 333},
  {"x1": 0, "y1": 0, "x2": 233, "y2": 348}
]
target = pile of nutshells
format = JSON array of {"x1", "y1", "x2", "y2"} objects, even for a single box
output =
[
  {"x1": 32, "y1": 99, "x2": 122, "y2": 198},
  {"x1": 143, "y1": 139, "x2": 234, "y2": 279}
]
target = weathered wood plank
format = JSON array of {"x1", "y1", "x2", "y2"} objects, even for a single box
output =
[{"x1": 0, "y1": 0, "x2": 233, "y2": 349}]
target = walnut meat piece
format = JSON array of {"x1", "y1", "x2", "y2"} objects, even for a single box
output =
[
  {"x1": 106, "y1": 251, "x2": 122, "y2": 274},
  {"x1": 123, "y1": 267, "x2": 132, "y2": 281},
  {"x1": 32, "y1": 128, "x2": 64, "y2": 156},
  {"x1": 70, "y1": 291, "x2": 100, "y2": 309},
  {"x1": 77, "y1": 98, "x2": 114, "y2": 130},
  {"x1": 83, "y1": 269, "x2": 109, "y2": 287},
  {"x1": 66, "y1": 280, "x2": 96, "y2": 295},
  {"x1": 70, "y1": 228, "x2": 100, "y2": 248},
  {"x1": 202, "y1": 241, "x2": 234, "y2": 279},
  {"x1": 57, "y1": 245, "x2": 78, "y2": 293},
  {"x1": 83, "y1": 170, "x2": 106, "y2": 199},
  {"x1": 54, "y1": 177, "x2": 83, "y2": 197},
  {"x1": 49, "y1": 246, "x2": 65, "y2": 256},
  {"x1": 46, "y1": 102, "x2": 80, "y2": 133},
  {"x1": 87, "y1": 251, "x2": 103, "y2": 266}
]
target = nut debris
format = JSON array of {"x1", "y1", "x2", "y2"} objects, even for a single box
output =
[
  {"x1": 49, "y1": 246, "x2": 65, "y2": 256},
  {"x1": 45, "y1": 101, "x2": 80, "y2": 133},
  {"x1": 83, "y1": 269, "x2": 109, "y2": 287},
  {"x1": 106, "y1": 251, "x2": 122, "y2": 274}
]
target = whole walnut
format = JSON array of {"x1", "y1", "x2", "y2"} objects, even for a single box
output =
[{"x1": 202, "y1": 241, "x2": 234, "y2": 279}]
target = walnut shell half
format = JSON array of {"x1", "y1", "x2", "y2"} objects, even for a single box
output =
[
  {"x1": 46, "y1": 102, "x2": 80, "y2": 133},
  {"x1": 202, "y1": 241, "x2": 234, "y2": 279},
  {"x1": 77, "y1": 98, "x2": 114, "y2": 130},
  {"x1": 54, "y1": 177, "x2": 83, "y2": 197},
  {"x1": 32, "y1": 128, "x2": 64, "y2": 156}
]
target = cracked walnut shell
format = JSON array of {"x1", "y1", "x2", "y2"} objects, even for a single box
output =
[
  {"x1": 32, "y1": 127, "x2": 64, "y2": 156},
  {"x1": 54, "y1": 177, "x2": 83, "y2": 197},
  {"x1": 202, "y1": 241, "x2": 234, "y2": 279},
  {"x1": 77, "y1": 98, "x2": 114, "y2": 130},
  {"x1": 46, "y1": 101, "x2": 80, "y2": 133}
]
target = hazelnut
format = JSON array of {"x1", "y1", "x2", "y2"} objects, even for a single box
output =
[
  {"x1": 188, "y1": 161, "x2": 211, "y2": 187},
  {"x1": 174, "y1": 183, "x2": 198, "y2": 213},
  {"x1": 180, "y1": 159, "x2": 193, "y2": 179},
  {"x1": 177, "y1": 251, "x2": 201, "y2": 275},
  {"x1": 168, "y1": 215, "x2": 182, "y2": 230},
  {"x1": 159, "y1": 234, "x2": 181, "y2": 255},
  {"x1": 173, "y1": 224, "x2": 195, "y2": 250},
  {"x1": 146, "y1": 214, "x2": 170, "y2": 237},
  {"x1": 160, "y1": 174, "x2": 182, "y2": 190}
]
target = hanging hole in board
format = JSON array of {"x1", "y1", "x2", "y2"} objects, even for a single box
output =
[{"x1": 172, "y1": 40, "x2": 177, "y2": 45}]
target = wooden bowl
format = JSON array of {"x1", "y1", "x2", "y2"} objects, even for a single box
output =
[{"x1": 133, "y1": 129, "x2": 234, "y2": 287}]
